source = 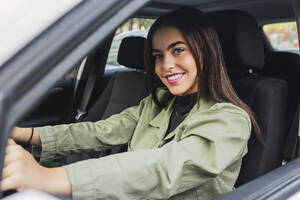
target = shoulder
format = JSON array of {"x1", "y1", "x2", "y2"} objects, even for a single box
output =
[
  {"x1": 206, "y1": 102, "x2": 250, "y2": 121},
  {"x1": 194, "y1": 100, "x2": 250, "y2": 122},
  {"x1": 187, "y1": 102, "x2": 251, "y2": 139}
]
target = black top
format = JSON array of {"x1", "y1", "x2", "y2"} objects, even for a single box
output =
[{"x1": 164, "y1": 93, "x2": 197, "y2": 139}]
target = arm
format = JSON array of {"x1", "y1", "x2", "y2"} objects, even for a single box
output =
[
  {"x1": 63, "y1": 106, "x2": 251, "y2": 199},
  {"x1": 33, "y1": 96, "x2": 149, "y2": 163},
  {"x1": 1, "y1": 96, "x2": 150, "y2": 194},
  {"x1": 10, "y1": 127, "x2": 41, "y2": 145},
  {"x1": 1, "y1": 103, "x2": 250, "y2": 197}
]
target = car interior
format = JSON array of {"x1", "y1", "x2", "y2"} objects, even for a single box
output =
[{"x1": 2, "y1": 0, "x2": 300, "y2": 199}]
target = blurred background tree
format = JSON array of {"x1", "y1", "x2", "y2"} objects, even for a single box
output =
[
  {"x1": 117, "y1": 18, "x2": 155, "y2": 34},
  {"x1": 263, "y1": 22, "x2": 298, "y2": 51}
]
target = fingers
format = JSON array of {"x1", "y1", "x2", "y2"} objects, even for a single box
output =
[
  {"x1": 4, "y1": 151, "x2": 14, "y2": 167},
  {"x1": 2, "y1": 144, "x2": 27, "y2": 191},
  {"x1": 1, "y1": 176, "x2": 15, "y2": 191},
  {"x1": 3, "y1": 145, "x2": 24, "y2": 179},
  {"x1": 1, "y1": 159, "x2": 21, "y2": 191},
  {"x1": 5, "y1": 143, "x2": 23, "y2": 155},
  {"x1": 1, "y1": 140, "x2": 43, "y2": 192},
  {"x1": 7, "y1": 138, "x2": 16, "y2": 145},
  {"x1": 2, "y1": 161, "x2": 19, "y2": 179},
  {"x1": 1, "y1": 173, "x2": 20, "y2": 191},
  {"x1": 4, "y1": 145, "x2": 27, "y2": 168}
]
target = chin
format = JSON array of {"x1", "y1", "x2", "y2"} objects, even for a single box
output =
[{"x1": 168, "y1": 87, "x2": 186, "y2": 96}]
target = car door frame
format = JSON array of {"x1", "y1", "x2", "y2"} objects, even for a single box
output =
[
  {"x1": 1, "y1": 0, "x2": 300, "y2": 199},
  {"x1": 0, "y1": 0, "x2": 150, "y2": 196}
]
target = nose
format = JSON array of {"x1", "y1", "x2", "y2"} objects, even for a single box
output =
[{"x1": 162, "y1": 54, "x2": 175, "y2": 72}]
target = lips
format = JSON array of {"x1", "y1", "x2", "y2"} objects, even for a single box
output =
[{"x1": 165, "y1": 72, "x2": 185, "y2": 84}]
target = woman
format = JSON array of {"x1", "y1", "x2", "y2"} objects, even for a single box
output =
[{"x1": 2, "y1": 7, "x2": 261, "y2": 200}]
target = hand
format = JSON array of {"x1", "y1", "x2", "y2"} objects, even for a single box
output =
[
  {"x1": 1, "y1": 139, "x2": 46, "y2": 191},
  {"x1": 1, "y1": 139, "x2": 72, "y2": 194}
]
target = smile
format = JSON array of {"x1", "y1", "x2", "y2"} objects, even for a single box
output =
[{"x1": 165, "y1": 73, "x2": 185, "y2": 84}]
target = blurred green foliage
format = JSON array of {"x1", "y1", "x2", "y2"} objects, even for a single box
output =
[{"x1": 117, "y1": 18, "x2": 155, "y2": 34}]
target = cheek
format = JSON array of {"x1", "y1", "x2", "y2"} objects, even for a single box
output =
[
  {"x1": 154, "y1": 65, "x2": 166, "y2": 85},
  {"x1": 181, "y1": 53, "x2": 196, "y2": 68},
  {"x1": 191, "y1": 66, "x2": 198, "y2": 78},
  {"x1": 186, "y1": 58, "x2": 198, "y2": 77}
]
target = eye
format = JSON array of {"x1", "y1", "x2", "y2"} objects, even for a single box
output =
[
  {"x1": 152, "y1": 54, "x2": 163, "y2": 61},
  {"x1": 173, "y1": 48, "x2": 185, "y2": 54}
]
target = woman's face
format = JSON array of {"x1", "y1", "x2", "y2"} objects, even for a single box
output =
[{"x1": 152, "y1": 26, "x2": 198, "y2": 96}]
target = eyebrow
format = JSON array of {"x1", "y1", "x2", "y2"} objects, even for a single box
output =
[{"x1": 152, "y1": 41, "x2": 186, "y2": 53}]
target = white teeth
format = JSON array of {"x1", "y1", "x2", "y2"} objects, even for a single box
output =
[{"x1": 167, "y1": 73, "x2": 183, "y2": 80}]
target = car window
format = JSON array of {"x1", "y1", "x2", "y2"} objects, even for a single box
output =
[
  {"x1": 263, "y1": 21, "x2": 299, "y2": 52},
  {"x1": 288, "y1": 191, "x2": 300, "y2": 200},
  {"x1": 106, "y1": 18, "x2": 155, "y2": 71},
  {"x1": 0, "y1": 0, "x2": 82, "y2": 66}
]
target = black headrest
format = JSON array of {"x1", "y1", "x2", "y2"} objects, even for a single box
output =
[
  {"x1": 208, "y1": 10, "x2": 264, "y2": 70},
  {"x1": 117, "y1": 36, "x2": 146, "y2": 70}
]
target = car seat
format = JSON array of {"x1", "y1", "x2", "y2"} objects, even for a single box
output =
[
  {"x1": 261, "y1": 51, "x2": 300, "y2": 161},
  {"x1": 69, "y1": 36, "x2": 149, "y2": 158},
  {"x1": 208, "y1": 10, "x2": 289, "y2": 186},
  {"x1": 80, "y1": 36, "x2": 149, "y2": 122}
]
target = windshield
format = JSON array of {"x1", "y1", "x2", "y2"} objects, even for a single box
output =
[{"x1": 0, "y1": 0, "x2": 82, "y2": 66}]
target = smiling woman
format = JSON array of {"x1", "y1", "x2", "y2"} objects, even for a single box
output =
[
  {"x1": 152, "y1": 27, "x2": 198, "y2": 96},
  {"x1": 4, "y1": 7, "x2": 259, "y2": 200},
  {"x1": 145, "y1": 7, "x2": 262, "y2": 140}
]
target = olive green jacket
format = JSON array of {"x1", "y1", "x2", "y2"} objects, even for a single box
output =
[{"x1": 35, "y1": 88, "x2": 251, "y2": 200}]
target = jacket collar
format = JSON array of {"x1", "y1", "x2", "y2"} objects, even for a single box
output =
[
  {"x1": 149, "y1": 97, "x2": 175, "y2": 129},
  {"x1": 149, "y1": 96, "x2": 215, "y2": 129}
]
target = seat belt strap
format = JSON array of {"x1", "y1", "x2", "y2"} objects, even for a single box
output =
[
  {"x1": 75, "y1": 53, "x2": 98, "y2": 121},
  {"x1": 65, "y1": 57, "x2": 87, "y2": 122},
  {"x1": 284, "y1": 103, "x2": 300, "y2": 162}
]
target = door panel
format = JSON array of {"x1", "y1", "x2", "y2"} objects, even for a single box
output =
[
  {"x1": 17, "y1": 77, "x2": 73, "y2": 127},
  {"x1": 216, "y1": 158, "x2": 300, "y2": 200}
]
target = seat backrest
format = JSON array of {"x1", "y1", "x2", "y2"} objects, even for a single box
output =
[
  {"x1": 262, "y1": 52, "x2": 300, "y2": 160},
  {"x1": 81, "y1": 36, "x2": 148, "y2": 122},
  {"x1": 208, "y1": 10, "x2": 288, "y2": 186},
  {"x1": 63, "y1": 36, "x2": 149, "y2": 163}
]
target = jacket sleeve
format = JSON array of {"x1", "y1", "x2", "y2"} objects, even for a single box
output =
[
  {"x1": 63, "y1": 105, "x2": 251, "y2": 200},
  {"x1": 33, "y1": 96, "x2": 150, "y2": 164}
]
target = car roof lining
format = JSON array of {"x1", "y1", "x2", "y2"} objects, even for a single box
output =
[{"x1": 135, "y1": 0, "x2": 295, "y2": 25}]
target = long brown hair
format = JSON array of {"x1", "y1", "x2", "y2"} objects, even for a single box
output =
[{"x1": 144, "y1": 7, "x2": 263, "y2": 141}]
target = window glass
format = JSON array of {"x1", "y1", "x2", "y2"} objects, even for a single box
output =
[
  {"x1": 263, "y1": 22, "x2": 299, "y2": 52},
  {"x1": 0, "y1": 0, "x2": 82, "y2": 66},
  {"x1": 106, "y1": 18, "x2": 155, "y2": 70}
]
